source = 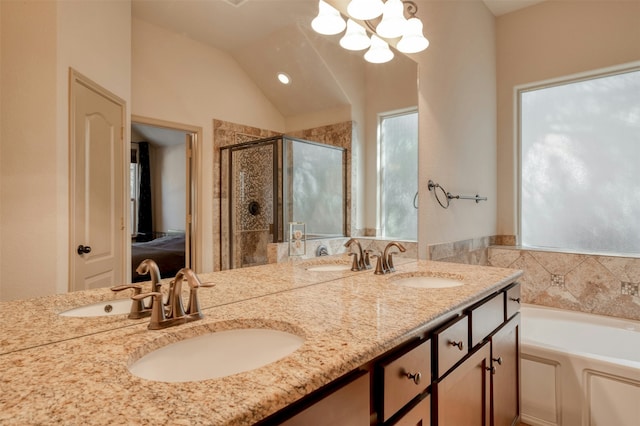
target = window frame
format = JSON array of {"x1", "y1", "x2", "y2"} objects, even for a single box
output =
[
  {"x1": 130, "y1": 144, "x2": 140, "y2": 238},
  {"x1": 377, "y1": 107, "x2": 419, "y2": 241},
  {"x1": 516, "y1": 61, "x2": 640, "y2": 256}
]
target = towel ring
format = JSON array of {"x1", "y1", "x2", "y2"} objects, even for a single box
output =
[{"x1": 427, "y1": 180, "x2": 450, "y2": 209}]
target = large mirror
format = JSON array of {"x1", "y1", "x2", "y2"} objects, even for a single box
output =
[
  {"x1": 0, "y1": 0, "x2": 418, "y2": 303},
  {"x1": 131, "y1": 0, "x2": 419, "y2": 271}
]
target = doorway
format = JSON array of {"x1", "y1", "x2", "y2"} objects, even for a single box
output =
[{"x1": 130, "y1": 116, "x2": 200, "y2": 282}]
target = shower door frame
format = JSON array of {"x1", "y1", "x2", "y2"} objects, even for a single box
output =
[{"x1": 221, "y1": 137, "x2": 281, "y2": 270}]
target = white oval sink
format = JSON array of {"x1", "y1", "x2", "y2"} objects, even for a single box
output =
[
  {"x1": 59, "y1": 299, "x2": 131, "y2": 317},
  {"x1": 128, "y1": 328, "x2": 304, "y2": 383},
  {"x1": 306, "y1": 264, "x2": 351, "y2": 272},
  {"x1": 393, "y1": 276, "x2": 464, "y2": 289}
]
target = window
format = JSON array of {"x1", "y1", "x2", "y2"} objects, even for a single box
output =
[
  {"x1": 519, "y1": 67, "x2": 640, "y2": 255},
  {"x1": 130, "y1": 145, "x2": 139, "y2": 237},
  {"x1": 379, "y1": 109, "x2": 418, "y2": 241}
]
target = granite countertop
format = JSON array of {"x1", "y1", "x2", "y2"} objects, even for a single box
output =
[
  {"x1": 0, "y1": 254, "x2": 365, "y2": 355},
  {"x1": 0, "y1": 259, "x2": 521, "y2": 425}
]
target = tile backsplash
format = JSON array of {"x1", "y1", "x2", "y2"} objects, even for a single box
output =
[
  {"x1": 488, "y1": 246, "x2": 640, "y2": 321},
  {"x1": 268, "y1": 237, "x2": 418, "y2": 264},
  {"x1": 428, "y1": 236, "x2": 640, "y2": 321}
]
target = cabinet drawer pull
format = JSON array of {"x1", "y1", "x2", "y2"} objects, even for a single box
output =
[
  {"x1": 509, "y1": 297, "x2": 521, "y2": 303},
  {"x1": 406, "y1": 371, "x2": 422, "y2": 385},
  {"x1": 486, "y1": 366, "x2": 496, "y2": 374},
  {"x1": 448, "y1": 340, "x2": 464, "y2": 351},
  {"x1": 492, "y1": 356, "x2": 503, "y2": 365}
]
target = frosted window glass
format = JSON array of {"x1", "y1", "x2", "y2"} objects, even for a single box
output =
[
  {"x1": 520, "y1": 69, "x2": 640, "y2": 254},
  {"x1": 380, "y1": 111, "x2": 418, "y2": 241}
]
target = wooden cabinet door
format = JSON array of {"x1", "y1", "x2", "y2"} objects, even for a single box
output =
[
  {"x1": 280, "y1": 371, "x2": 370, "y2": 426},
  {"x1": 490, "y1": 314, "x2": 520, "y2": 426},
  {"x1": 393, "y1": 395, "x2": 431, "y2": 426},
  {"x1": 434, "y1": 341, "x2": 491, "y2": 426}
]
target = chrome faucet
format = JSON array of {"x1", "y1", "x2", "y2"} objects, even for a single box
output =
[
  {"x1": 373, "y1": 241, "x2": 407, "y2": 275},
  {"x1": 132, "y1": 268, "x2": 215, "y2": 330},
  {"x1": 344, "y1": 238, "x2": 372, "y2": 271}
]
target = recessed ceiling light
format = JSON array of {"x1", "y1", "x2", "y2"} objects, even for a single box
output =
[{"x1": 277, "y1": 72, "x2": 291, "y2": 85}]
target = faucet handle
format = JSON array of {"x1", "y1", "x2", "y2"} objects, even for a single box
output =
[
  {"x1": 371, "y1": 252, "x2": 386, "y2": 275},
  {"x1": 110, "y1": 284, "x2": 142, "y2": 294},
  {"x1": 111, "y1": 284, "x2": 149, "y2": 319},
  {"x1": 132, "y1": 292, "x2": 165, "y2": 329},
  {"x1": 363, "y1": 249, "x2": 374, "y2": 270},
  {"x1": 348, "y1": 252, "x2": 361, "y2": 271}
]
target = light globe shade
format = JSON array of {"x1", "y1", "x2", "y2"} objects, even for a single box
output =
[
  {"x1": 364, "y1": 35, "x2": 394, "y2": 64},
  {"x1": 340, "y1": 19, "x2": 371, "y2": 51},
  {"x1": 375, "y1": 0, "x2": 407, "y2": 39},
  {"x1": 311, "y1": 0, "x2": 346, "y2": 35},
  {"x1": 347, "y1": 0, "x2": 384, "y2": 21},
  {"x1": 397, "y1": 17, "x2": 429, "y2": 53}
]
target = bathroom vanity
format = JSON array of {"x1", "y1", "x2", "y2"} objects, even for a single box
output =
[{"x1": 0, "y1": 258, "x2": 521, "y2": 425}]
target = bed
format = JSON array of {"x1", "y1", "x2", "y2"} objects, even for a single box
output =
[{"x1": 131, "y1": 233, "x2": 186, "y2": 282}]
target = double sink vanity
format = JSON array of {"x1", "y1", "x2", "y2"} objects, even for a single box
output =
[{"x1": 0, "y1": 251, "x2": 522, "y2": 425}]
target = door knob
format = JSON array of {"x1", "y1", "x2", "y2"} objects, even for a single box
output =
[{"x1": 77, "y1": 245, "x2": 92, "y2": 255}]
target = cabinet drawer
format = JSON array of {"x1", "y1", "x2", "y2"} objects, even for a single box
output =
[
  {"x1": 434, "y1": 315, "x2": 468, "y2": 378},
  {"x1": 378, "y1": 338, "x2": 431, "y2": 423},
  {"x1": 505, "y1": 283, "x2": 521, "y2": 320},
  {"x1": 468, "y1": 293, "x2": 504, "y2": 348}
]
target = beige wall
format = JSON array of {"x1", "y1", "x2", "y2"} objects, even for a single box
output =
[
  {"x1": 153, "y1": 144, "x2": 186, "y2": 232},
  {"x1": 496, "y1": 0, "x2": 640, "y2": 237},
  {"x1": 0, "y1": 0, "x2": 58, "y2": 301},
  {"x1": 414, "y1": 0, "x2": 498, "y2": 258},
  {"x1": 0, "y1": 0, "x2": 131, "y2": 301}
]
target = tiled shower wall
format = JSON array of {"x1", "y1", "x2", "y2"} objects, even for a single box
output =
[
  {"x1": 231, "y1": 144, "x2": 275, "y2": 268},
  {"x1": 213, "y1": 119, "x2": 355, "y2": 271},
  {"x1": 213, "y1": 120, "x2": 281, "y2": 271}
]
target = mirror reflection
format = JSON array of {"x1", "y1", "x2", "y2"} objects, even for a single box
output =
[
  {"x1": 130, "y1": 124, "x2": 190, "y2": 282},
  {"x1": 0, "y1": 0, "x2": 418, "y2": 303},
  {"x1": 221, "y1": 136, "x2": 346, "y2": 269}
]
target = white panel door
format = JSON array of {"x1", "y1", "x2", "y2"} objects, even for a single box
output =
[{"x1": 70, "y1": 70, "x2": 126, "y2": 291}]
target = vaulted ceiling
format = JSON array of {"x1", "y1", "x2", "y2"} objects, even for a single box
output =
[{"x1": 131, "y1": 0, "x2": 544, "y2": 118}]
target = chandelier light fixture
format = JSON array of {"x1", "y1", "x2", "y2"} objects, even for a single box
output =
[{"x1": 311, "y1": 0, "x2": 429, "y2": 64}]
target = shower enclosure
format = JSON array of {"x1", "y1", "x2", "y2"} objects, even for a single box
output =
[{"x1": 220, "y1": 136, "x2": 346, "y2": 269}]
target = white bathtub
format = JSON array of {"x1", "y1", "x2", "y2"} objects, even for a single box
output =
[{"x1": 520, "y1": 304, "x2": 640, "y2": 426}]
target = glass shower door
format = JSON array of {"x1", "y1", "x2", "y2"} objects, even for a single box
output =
[{"x1": 220, "y1": 138, "x2": 279, "y2": 269}]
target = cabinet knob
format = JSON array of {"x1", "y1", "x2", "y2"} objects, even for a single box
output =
[
  {"x1": 406, "y1": 371, "x2": 422, "y2": 385},
  {"x1": 509, "y1": 297, "x2": 521, "y2": 304},
  {"x1": 486, "y1": 366, "x2": 496, "y2": 374},
  {"x1": 448, "y1": 340, "x2": 464, "y2": 351},
  {"x1": 492, "y1": 356, "x2": 503, "y2": 365}
]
